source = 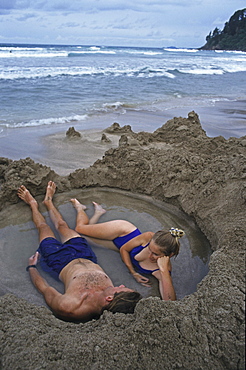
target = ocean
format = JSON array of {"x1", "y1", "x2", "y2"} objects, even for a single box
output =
[{"x1": 1, "y1": 43, "x2": 246, "y2": 144}]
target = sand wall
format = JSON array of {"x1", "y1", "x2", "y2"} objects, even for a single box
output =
[{"x1": 0, "y1": 112, "x2": 245, "y2": 369}]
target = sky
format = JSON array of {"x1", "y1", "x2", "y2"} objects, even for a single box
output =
[{"x1": 0, "y1": 0, "x2": 245, "y2": 48}]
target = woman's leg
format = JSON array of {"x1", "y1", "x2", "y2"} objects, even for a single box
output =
[
  {"x1": 70, "y1": 198, "x2": 137, "y2": 240},
  {"x1": 89, "y1": 202, "x2": 106, "y2": 224},
  {"x1": 43, "y1": 181, "x2": 80, "y2": 243}
]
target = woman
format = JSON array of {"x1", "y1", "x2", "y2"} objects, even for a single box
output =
[{"x1": 71, "y1": 199, "x2": 184, "y2": 301}]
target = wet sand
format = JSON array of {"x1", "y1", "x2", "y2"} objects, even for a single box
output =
[
  {"x1": 0, "y1": 188, "x2": 211, "y2": 306},
  {"x1": 0, "y1": 111, "x2": 245, "y2": 369},
  {"x1": 0, "y1": 100, "x2": 245, "y2": 176}
]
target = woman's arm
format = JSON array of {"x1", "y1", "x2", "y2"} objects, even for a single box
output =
[
  {"x1": 152, "y1": 256, "x2": 176, "y2": 301},
  {"x1": 120, "y1": 232, "x2": 154, "y2": 286}
]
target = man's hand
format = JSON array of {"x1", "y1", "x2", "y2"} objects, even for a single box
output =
[
  {"x1": 157, "y1": 256, "x2": 171, "y2": 273},
  {"x1": 28, "y1": 251, "x2": 39, "y2": 266}
]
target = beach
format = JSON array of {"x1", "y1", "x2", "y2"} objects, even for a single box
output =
[
  {"x1": 1, "y1": 99, "x2": 245, "y2": 175},
  {"x1": 1, "y1": 44, "x2": 245, "y2": 173},
  {"x1": 0, "y1": 113, "x2": 212, "y2": 304},
  {"x1": 0, "y1": 43, "x2": 245, "y2": 369},
  {"x1": 0, "y1": 112, "x2": 245, "y2": 369}
]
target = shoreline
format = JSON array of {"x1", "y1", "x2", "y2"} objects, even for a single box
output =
[{"x1": 0, "y1": 99, "x2": 245, "y2": 176}]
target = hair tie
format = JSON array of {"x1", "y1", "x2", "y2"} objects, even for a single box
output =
[{"x1": 169, "y1": 227, "x2": 185, "y2": 238}]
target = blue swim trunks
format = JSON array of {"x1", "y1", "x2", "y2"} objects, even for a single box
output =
[{"x1": 37, "y1": 237, "x2": 97, "y2": 280}]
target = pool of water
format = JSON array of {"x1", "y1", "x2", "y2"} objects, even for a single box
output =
[{"x1": 0, "y1": 187, "x2": 211, "y2": 305}]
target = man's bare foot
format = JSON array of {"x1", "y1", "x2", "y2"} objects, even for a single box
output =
[
  {"x1": 43, "y1": 181, "x2": 56, "y2": 204},
  {"x1": 17, "y1": 185, "x2": 37, "y2": 207},
  {"x1": 70, "y1": 198, "x2": 87, "y2": 212},
  {"x1": 92, "y1": 202, "x2": 106, "y2": 216}
]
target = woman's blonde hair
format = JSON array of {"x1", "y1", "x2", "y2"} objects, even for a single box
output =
[{"x1": 152, "y1": 228, "x2": 185, "y2": 257}]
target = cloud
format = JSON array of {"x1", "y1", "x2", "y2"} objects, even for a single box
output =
[
  {"x1": 0, "y1": 0, "x2": 17, "y2": 10},
  {"x1": 16, "y1": 12, "x2": 37, "y2": 21},
  {"x1": 0, "y1": 0, "x2": 245, "y2": 47},
  {"x1": 1, "y1": 0, "x2": 198, "y2": 13},
  {"x1": 59, "y1": 22, "x2": 80, "y2": 28}
]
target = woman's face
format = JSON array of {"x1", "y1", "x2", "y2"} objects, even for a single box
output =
[{"x1": 148, "y1": 240, "x2": 164, "y2": 263}]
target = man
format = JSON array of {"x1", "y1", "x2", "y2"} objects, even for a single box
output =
[{"x1": 17, "y1": 181, "x2": 141, "y2": 322}]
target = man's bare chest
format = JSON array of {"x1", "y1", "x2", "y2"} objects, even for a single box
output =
[{"x1": 71, "y1": 271, "x2": 110, "y2": 290}]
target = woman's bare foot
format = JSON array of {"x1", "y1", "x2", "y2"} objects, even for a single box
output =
[
  {"x1": 17, "y1": 185, "x2": 37, "y2": 207},
  {"x1": 70, "y1": 198, "x2": 87, "y2": 212},
  {"x1": 43, "y1": 181, "x2": 56, "y2": 204},
  {"x1": 92, "y1": 202, "x2": 106, "y2": 216}
]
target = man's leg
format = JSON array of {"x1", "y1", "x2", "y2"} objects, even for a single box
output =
[
  {"x1": 17, "y1": 185, "x2": 55, "y2": 242},
  {"x1": 43, "y1": 181, "x2": 80, "y2": 243},
  {"x1": 70, "y1": 198, "x2": 136, "y2": 240}
]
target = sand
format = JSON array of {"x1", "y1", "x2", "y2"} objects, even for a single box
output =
[
  {"x1": 0, "y1": 99, "x2": 245, "y2": 176},
  {"x1": 0, "y1": 111, "x2": 245, "y2": 369}
]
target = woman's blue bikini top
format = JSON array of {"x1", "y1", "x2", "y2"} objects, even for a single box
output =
[
  {"x1": 129, "y1": 245, "x2": 159, "y2": 275},
  {"x1": 113, "y1": 228, "x2": 159, "y2": 275}
]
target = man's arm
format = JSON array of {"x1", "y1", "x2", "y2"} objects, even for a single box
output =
[
  {"x1": 27, "y1": 253, "x2": 92, "y2": 321},
  {"x1": 152, "y1": 256, "x2": 176, "y2": 301},
  {"x1": 27, "y1": 252, "x2": 63, "y2": 313}
]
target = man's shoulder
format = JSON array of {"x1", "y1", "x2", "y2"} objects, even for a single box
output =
[
  {"x1": 54, "y1": 292, "x2": 100, "y2": 322},
  {"x1": 52, "y1": 292, "x2": 84, "y2": 313},
  {"x1": 59, "y1": 291, "x2": 88, "y2": 309}
]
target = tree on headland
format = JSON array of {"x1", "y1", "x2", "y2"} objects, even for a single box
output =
[{"x1": 200, "y1": 8, "x2": 246, "y2": 51}]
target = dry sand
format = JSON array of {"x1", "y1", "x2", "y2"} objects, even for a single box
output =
[{"x1": 0, "y1": 112, "x2": 245, "y2": 369}]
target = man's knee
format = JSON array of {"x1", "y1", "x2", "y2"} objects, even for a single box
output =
[
  {"x1": 56, "y1": 219, "x2": 70, "y2": 231},
  {"x1": 38, "y1": 222, "x2": 50, "y2": 232}
]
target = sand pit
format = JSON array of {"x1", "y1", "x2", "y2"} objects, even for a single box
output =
[
  {"x1": 0, "y1": 188, "x2": 211, "y2": 306},
  {"x1": 0, "y1": 112, "x2": 245, "y2": 369}
]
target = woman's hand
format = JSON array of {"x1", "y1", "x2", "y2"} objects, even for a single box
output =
[
  {"x1": 157, "y1": 256, "x2": 171, "y2": 273},
  {"x1": 156, "y1": 256, "x2": 176, "y2": 301},
  {"x1": 28, "y1": 251, "x2": 40, "y2": 266},
  {"x1": 132, "y1": 272, "x2": 151, "y2": 287}
]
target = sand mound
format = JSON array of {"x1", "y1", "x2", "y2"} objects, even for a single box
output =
[{"x1": 0, "y1": 112, "x2": 245, "y2": 369}]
